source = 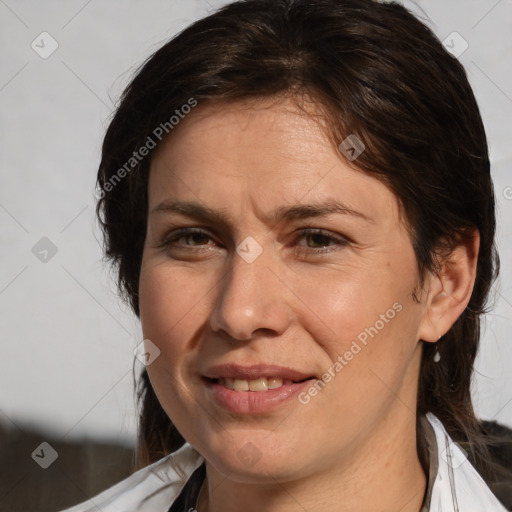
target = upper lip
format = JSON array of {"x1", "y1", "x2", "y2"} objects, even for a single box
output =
[{"x1": 202, "y1": 363, "x2": 315, "y2": 382}]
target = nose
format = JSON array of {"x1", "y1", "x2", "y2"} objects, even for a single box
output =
[{"x1": 209, "y1": 244, "x2": 292, "y2": 341}]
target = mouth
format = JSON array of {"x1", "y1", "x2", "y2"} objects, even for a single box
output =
[
  {"x1": 201, "y1": 363, "x2": 318, "y2": 413},
  {"x1": 204, "y1": 376, "x2": 315, "y2": 392}
]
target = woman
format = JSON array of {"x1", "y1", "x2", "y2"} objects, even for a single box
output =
[{"x1": 62, "y1": 0, "x2": 511, "y2": 510}]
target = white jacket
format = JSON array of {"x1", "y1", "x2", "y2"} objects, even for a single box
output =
[{"x1": 60, "y1": 413, "x2": 508, "y2": 511}]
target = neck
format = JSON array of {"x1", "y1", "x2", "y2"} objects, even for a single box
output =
[{"x1": 197, "y1": 410, "x2": 427, "y2": 512}]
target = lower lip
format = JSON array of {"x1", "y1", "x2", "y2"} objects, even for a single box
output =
[{"x1": 203, "y1": 379, "x2": 313, "y2": 415}]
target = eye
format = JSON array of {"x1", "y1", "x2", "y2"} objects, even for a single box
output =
[
  {"x1": 159, "y1": 227, "x2": 349, "y2": 257},
  {"x1": 160, "y1": 228, "x2": 219, "y2": 251},
  {"x1": 294, "y1": 228, "x2": 349, "y2": 255}
]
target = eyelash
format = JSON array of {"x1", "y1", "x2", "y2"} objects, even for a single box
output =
[{"x1": 160, "y1": 227, "x2": 349, "y2": 256}]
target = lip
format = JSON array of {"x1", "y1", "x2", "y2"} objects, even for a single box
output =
[
  {"x1": 201, "y1": 363, "x2": 316, "y2": 415},
  {"x1": 202, "y1": 363, "x2": 315, "y2": 381},
  {"x1": 202, "y1": 378, "x2": 314, "y2": 415}
]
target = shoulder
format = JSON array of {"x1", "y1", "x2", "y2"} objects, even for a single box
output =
[
  {"x1": 58, "y1": 442, "x2": 204, "y2": 512},
  {"x1": 425, "y1": 413, "x2": 510, "y2": 511}
]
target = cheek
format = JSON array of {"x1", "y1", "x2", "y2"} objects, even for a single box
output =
[
  {"x1": 298, "y1": 275, "x2": 419, "y2": 413},
  {"x1": 138, "y1": 263, "x2": 206, "y2": 424},
  {"x1": 292, "y1": 263, "x2": 414, "y2": 354},
  {"x1": 139, "y1": 261, "x2": 206, "y2": 337},
  {"x1": 139, "y1": 267, "x2": 174, "y2": 341},
  {"x1": 138, "y1": 263, "x2": 203, "y2": 380},
  {"x1": 294, "y1": 262, "x2": 422, "y2": 414}
]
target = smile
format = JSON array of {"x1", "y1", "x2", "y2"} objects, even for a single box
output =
[
  {"x1": 214, "y1": 376, "x2": 313, "y2": 392},
  {"x1": 202, "y1": 377, "x2": 315, "y2": 414}
]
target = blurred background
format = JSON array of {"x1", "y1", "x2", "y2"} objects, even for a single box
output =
[{"x1": 0, "y1": 0, "x2": 511, "y2": 510}]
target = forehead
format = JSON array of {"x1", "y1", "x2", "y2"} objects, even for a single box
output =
[
  {"x1": 152, "y1": 96, "x2": 328, "y2": 169},
  {"x1": 148, "y1": 96, "x2": 405, "y2": 231}
]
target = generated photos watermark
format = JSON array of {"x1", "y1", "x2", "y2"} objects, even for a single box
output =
[
  {"x1": 134, "y1": 338, "x2": 161, "y2": 366},
  {"x1": 95, "y1": 98, "x2": 198, "y2": 199},
  {"x1": 298, "y1": 301, "x2": 403, "y2": 404},
  {"x1": 339, "y1": 134, "x2": 365, "y2": 161}
]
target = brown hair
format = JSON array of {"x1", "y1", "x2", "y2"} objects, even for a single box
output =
[{"x1": 96, "y1": 0, "x2": 501, "y2": 481}]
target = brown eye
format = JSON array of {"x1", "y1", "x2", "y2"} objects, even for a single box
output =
[
  {"x1": 295, "y1": 229, "x2": 349, "y2": 255},
  {"x1": 161, "y1": 228, "x2": 218, "y2": 250}
]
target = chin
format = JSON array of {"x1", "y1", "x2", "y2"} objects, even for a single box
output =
[
  {"x1": 201, "y1": 435, "x2": 309, "y2": 483},
  {"x1": 210, "y1": 455, "x2": 301, "y2": 484}
]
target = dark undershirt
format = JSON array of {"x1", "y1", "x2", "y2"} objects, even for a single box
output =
[{"x1": 167, "y1": 417, "x2": 437, "y2": 512}]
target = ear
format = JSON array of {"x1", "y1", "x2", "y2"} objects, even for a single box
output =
[{"x1": 417, "y1": 228, "x2": 480, "y2": 343}]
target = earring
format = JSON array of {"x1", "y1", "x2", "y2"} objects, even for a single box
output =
[{"x1": 433, "y1": 334, "x2": 442, "y2": 363}]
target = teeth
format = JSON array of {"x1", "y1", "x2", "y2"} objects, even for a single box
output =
[
  {"x1": 268, "y1": 377, "x2": 284, "y2": 389},
  {"x1": 249, "y1": 378, "x2": 268, "y2": 391},
  {"x1": 218, "y1": 377, "x2": 290, "y2": 391},
  {"x1": 233, "y1": 379, "x2": 249, "y2": 391}
]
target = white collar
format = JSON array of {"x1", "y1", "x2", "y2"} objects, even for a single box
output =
[
  {"x1": 60, "y1": 413, "x2": 507, "y2": 511},
  {"x1": 425, "y1": 412, "x2": 507, "y2": 511}
]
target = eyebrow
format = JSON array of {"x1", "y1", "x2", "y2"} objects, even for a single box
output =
[{"x1": 150, "y1": 199, "x2": 372, "y2": 226}]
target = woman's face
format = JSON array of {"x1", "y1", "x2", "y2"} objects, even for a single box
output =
[{"x1": 139, "y1": 97, "x2": 432, "y2": 482}]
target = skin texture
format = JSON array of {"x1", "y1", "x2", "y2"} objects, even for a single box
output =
[{"x1": 138, "y1": 96, "x2": 479, "y2": 512}]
